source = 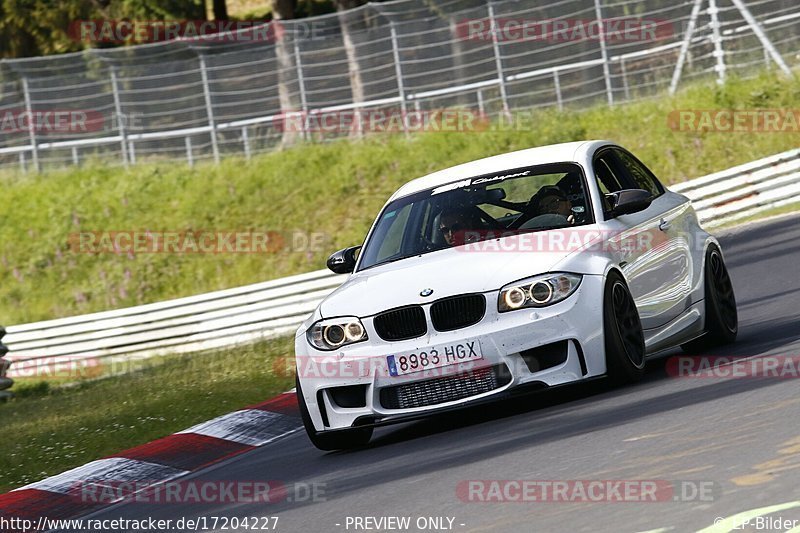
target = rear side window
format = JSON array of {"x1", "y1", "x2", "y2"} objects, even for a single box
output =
[{"x1": 613, "y1": 149, "x2": 664, "y2": 197}]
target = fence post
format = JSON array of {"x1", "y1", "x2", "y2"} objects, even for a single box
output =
[
  {"x1": 487, "y1": 2, "x2": 511, "y2": 119},
  {"x1": 389, "y1": 22, "x2": 409, "y2": 137},
  {"x1": 620, "y1": 58, "x2": 630, "y2": 101},
  {"x1": 293, "y1": 38, "x2": 309, "y2": 141},
  {"x1": 110, "y1": 67, "x2": 129, "y2": 167},
  {"x1": 242, "y1": 127, "x2": 251, "y2": 159},
  {"x1": 669, "y1": 0, "x2": 704, "y2": 95},
  {"x1": 21, "y1": 76, "x2": 40, "y2": 173},
  {"x1": 593, "y1": 0, "x2": 614, "y2": 106},
  {"x1": 729, "y1": 0, "x2": 791, "y2": 76},
  {"x1": 553, "y1": 71, "x2": 563, "y2": 111},
  {"x1": 198, "y1": 54, "x2": 220, "y2": 163},
  {"x1": 185, "y1": 137, "x2": 194, "y2": 167},
  {"x1": 708, "y1": 0, "x2": 726, "y2": 84}
]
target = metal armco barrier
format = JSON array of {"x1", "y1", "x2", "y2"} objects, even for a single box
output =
[
  {"x1": 3, "y1": 147, "x2": 799, "y2": 375},
  {"x1": 0, "y1": 326, "x2": 11, "y2": 398}
]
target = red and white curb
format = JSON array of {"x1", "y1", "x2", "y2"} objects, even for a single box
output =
[{"x1": 0, "y1": 391, "x2": 300, "y2": 530}]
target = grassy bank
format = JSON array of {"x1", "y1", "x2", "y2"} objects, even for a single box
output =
[
  {"x1": 0, "y1": 338, "x2": 295, "y2": 492},
  {"x1": 2, "y1": 71, "x2": 799, "y2": 325}
]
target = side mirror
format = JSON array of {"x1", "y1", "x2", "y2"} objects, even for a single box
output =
[
  {"x1": 326, "y1": 246, "x2": 361, "y2": 274},
  {"x1": 606, "y1": 189, "x2": 653, "y2": 217}
]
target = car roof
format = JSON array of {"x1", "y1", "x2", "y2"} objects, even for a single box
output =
[{"x1": 388, "y1": 139, "x2": 613, "y2": 201}]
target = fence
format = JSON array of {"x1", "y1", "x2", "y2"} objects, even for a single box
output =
[
  {"x1": 3, "y1": 146, "x2": 799, "y2": 377},
  {"x1": 0, "y1": 0, "x2": 798, "y2": 172}
]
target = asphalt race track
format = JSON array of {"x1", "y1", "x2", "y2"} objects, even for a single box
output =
[{"x1": 59, "y1": 215, "x2": 800, "y2": 533}]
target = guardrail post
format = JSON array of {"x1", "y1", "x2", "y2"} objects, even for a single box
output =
[
  {"x1": 389, "y1": 22, "x2": 409, "y2": 137},
  {"x1": 0, "y1": 326, "x2": 12, "y2": 401},
  {"x1": 487, "y1": 2, "x2": 511, "y2": 120},
  {"x1": 72, "y1": 146, "x2": 79, "y2": 165},
  {"x1": 110, "y1": 67, "x2": 129, "y2": 167},
  {"x1": 476, "y1": 89, "x2": 484, "y2": 115},
  {"x1": 553, "y1": 71, "x2": 563, "y2": 111},
  {"x1": 198, "y1": 54, "x2": 220, "y2": 163},
  {"x1": 21, "y1": 76, "x2": 40, "y2": 173},
  {"x1": 293, "y1": 38, "x2": 309, "y2": 141},
  {"x1": 129, "y1": 141, "x2": 136, "y2": 164},
  {"x1": 185, "y1": 137, "x2": 194, "y2": 167},
  {"x1": 708, "y1": 0, "x2": 726, "y2": 84},
  {"x1": 19, "y1": 152, "x2": 26, "y2": 173},
  {"x1": 593, "y1": 0, "x2": 614, "y2": 106}
]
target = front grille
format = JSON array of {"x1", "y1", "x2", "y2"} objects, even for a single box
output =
[
  {"x1": 430, "y1": 294, "x2": 486, "y2": 331},
  {"x1": 379, "y1": 364, "x2": 511, "y2": 409},
  {"x1": 373, "y1": 305, "x2": 426, "y2": 341}
]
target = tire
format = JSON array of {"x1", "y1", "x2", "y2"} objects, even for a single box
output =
[
  {"x1": 296, "y1": 376, "x2": 373, "y2": 451},
  {"x1": 604, "y1": 271, "x2": 646, "y2": 384},
  {"x1": 681, "y1": 245, "x2": 738, "y2": 353}
]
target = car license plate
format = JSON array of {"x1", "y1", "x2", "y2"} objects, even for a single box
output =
[{"x1": 387, "y1": 340, "x2": 483, "y2": 377}]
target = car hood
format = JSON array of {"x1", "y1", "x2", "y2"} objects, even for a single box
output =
[{"x1": 319, "y1": 239, "x2": 580, "y2": 318}]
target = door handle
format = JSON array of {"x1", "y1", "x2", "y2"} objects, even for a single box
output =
[{"x1": 658, "y1": 218, "x2": 671, "y2": 232}]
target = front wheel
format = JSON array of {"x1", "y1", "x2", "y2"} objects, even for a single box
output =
[
  {"x1": 604, "y1": 271, "x2": 646, "y2": 384},
  {"x1": 296, "y1": 376, "x2": 373, "y2": 451},
  {"x1": 681, "y1": 245, "x2": 738, "y2": 353}
]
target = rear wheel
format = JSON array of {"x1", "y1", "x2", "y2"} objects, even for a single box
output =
[
  {"x1": 604, "y1": 272, "x2": 646, "y2": 384},
  {"x1": 681, "y1": 245, "x2": 738, "y2": 353},
  {"x1": 296, "y1": 376, "x2": 373, "y2": 451}
]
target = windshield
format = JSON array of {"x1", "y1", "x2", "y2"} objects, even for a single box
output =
[{"x1": 357, "y1": 163, "x2": 592, "y2": 271}]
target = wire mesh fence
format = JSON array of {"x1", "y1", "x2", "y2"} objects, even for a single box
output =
[{"x1": 0, "y1": 0, "x2": 798, "y2": 172}]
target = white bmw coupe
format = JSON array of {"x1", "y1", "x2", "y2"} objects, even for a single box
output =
[{"x1": 294, "y1": 140, "x2": 737, "y2": 450}]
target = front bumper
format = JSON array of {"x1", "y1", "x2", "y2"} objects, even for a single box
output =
[{"x1": 295, "y1": 274, "x2": 606, "y2": 432}]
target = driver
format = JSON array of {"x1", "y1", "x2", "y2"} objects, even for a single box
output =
[
  {"x1": 530, "y1": 186, "x2": 574, "y2": 224},
  {"x1": 438, "y1": 209, "x2": 470, "y2": 246}
]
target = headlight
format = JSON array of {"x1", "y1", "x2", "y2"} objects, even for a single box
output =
[
  {"x1": 498, "y1": 273, "x2": 582, "y2": 312},
  {"x1": 307, "y1": 317, "x2": 368, "y2": 350}
]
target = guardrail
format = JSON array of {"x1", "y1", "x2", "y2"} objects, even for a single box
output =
[
  {"x1": 672, "y1": 147, "x2": 800, "y2": 226},
  {"x1": 4, "y1": 147, "x2": 799, "y2": 377}
]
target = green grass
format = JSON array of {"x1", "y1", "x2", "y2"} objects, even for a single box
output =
[
  {"x1": 1, "y1": 71, "x2": 800, "y2": 325},
  {"x1": 0, "y1": 338, "x2": 295, "y2": 493}
]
